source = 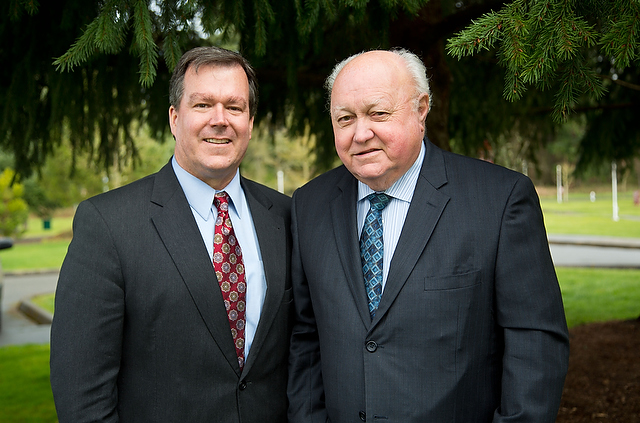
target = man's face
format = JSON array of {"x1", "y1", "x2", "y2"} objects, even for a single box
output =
[
  {"x1": 330, "y1": 51, "x2": 429, "y2": 192},
  {"x1": 169, "y1": 63, "x2": 254, "y2": 189}
]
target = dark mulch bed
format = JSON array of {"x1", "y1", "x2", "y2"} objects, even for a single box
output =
[{"x1": 556, "y1": 317, "x2": 640, "y2": 422}]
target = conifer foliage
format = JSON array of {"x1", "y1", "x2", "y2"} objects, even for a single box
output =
[
  {"x1": 447, "y1": 0, "x2": 640, "y2": 121},
  {"x1": 1, "y1": 0, "x2": 639, "y2": 178}
]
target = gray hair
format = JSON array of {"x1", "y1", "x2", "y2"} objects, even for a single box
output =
[
  {"x1": 169, "y1": 46, "x2": 259, "y2": 117},
  {"x1": 324, "y1": 48, "x2": 432, "y2": 112}
]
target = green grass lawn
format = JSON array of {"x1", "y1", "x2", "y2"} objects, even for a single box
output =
[
  {"x1": 0, "y1": 213, "x2": 73, "y2": 272},
  {"x1": 540, "y1": 190, "x2": 640, "y2": 238},
  {"x1": 23, "y1": 215, "x2": 74, "y2": 240},
  {"x1": 0, "y1": 240, "x2": 69, "y2": 273},
  {"x1": 557, "y1": 268, "x2": 640, "y2": 328},
  {"x1": 31, "y1": 293, "x2": 55, "y2": 314},
  {"x1": 0, "y1": 345, "x2": 57, "y2": 422}
]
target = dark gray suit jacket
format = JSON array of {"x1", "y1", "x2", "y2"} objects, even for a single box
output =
[
  {"x1": 288, "y1": 140, "x2": 569, "y2": 422},
  {"x1": 50, "y1": 161, "x2": 292, "y2": 422}
]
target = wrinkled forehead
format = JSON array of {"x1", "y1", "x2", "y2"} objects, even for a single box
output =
[
  {"x1": 331, "y1": 57, "x2": 413, "y2": 111},
  {"x1": 334, "y1": 52, "x2": 410, "y2": 93}
]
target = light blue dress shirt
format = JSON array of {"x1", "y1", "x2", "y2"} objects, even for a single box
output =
[
  {"x1": 357, "y1": 142, "x2": 425, "y2": 291},
  {"x1": 172, "y1": 157, "x2": 266, "y2": 359}
]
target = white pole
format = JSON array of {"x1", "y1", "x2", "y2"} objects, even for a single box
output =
[
  {"x1": 611, "y1": 161, "x2": 619, "y2": 222},
  {"x1": 556, "y1": 165, "x2": 562, "y2": 204},
  {"x1": 563, "y1": 164, "x2": 569, "y2": 203},
  {"x1": 277, "y1": 170, "x2": 285, "y2": 194}
]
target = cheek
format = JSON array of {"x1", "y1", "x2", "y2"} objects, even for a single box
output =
[
  {"x1": 333, "y1": 130, "x2": 351, "y2": 153},
  {"x1": 174, "y1": 115, "x2": 198, "y2": 137}
]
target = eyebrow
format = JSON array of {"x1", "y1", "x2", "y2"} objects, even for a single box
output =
[
  {"x1": 188, "y1": 93, "x2": 248, "y2": 108},
  {"x1": 332, "y1": 97, "x2": 388, "y2": 114}
]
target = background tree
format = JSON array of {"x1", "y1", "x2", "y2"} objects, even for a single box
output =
[
  {"x1": 447, "y1": 0, "x2": 640, "y2": 174},
  {"x1": 0, "y1": 169, "x2": 29, "y2": 237},
  {"x1": 2, "y1": 0, "x2": 638, "y2": 181}
]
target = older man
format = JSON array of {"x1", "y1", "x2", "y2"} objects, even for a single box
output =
[{"x1": 288, "y1": 49, "x2": 569, "y2": 422}]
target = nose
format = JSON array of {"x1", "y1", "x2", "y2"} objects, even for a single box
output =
[
  {"x1": 208, "y1": 104, "x2": 228, "y2": 126},
  {"x1": 352, "y1": 118, "x2": 374, "y2": 144}
]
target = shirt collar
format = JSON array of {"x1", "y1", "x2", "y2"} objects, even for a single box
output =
[
  {"x1": 358, "y1": 141, "x2": 425, "y2": 204},
  {"x1": 172, "y1": 157, "x2": 244, "y2": 220}
]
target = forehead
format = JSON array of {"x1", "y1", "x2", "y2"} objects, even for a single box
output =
[
  {"x1": 183, "y1": 63, "x2": 249, "y2": 96},
  {"x1": 331, "y1": 53, "x2": 412, "y2": 107}
]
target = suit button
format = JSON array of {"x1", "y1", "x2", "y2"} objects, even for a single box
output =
[
  {"x1": 365, "y1": 340, "x2": 377, "y2": 352},
  {"x1": 359, "y1": 410, "x2": 366, "y2": 421},
  {"x1": 239, "y1": 381, "x2": 247, "y2": 390}
]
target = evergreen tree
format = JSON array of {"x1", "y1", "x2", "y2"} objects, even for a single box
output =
[
  {"x1": 2, "y1": 0, "x2": 638, "y2": 178},
  {"x1": 447, "y1": 0, "x2": 640, "y2": 173}
]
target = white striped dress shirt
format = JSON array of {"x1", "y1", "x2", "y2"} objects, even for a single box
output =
[{"x1": 357, "y1": 142, "x2": 425, "y2": 290}]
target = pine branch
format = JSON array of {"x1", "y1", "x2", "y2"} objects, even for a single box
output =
[
  {"x1": 553, "y1": 58, "x2": 605, "y2": 122},
  {"x1": 8, "y1": 0, "x2": 39, "y2": 20},
  {"x1": 601, "y1": 1, "x2": 640, "y2": 68},
  {"x1": 252, "y1": 0, "x2": 275, "y2": 56},
  {"x1": 399, "y1": 0, "x2": 428, "y2": 15},
  {"x1": 94, "y1": 0, "x2": 127, "y2": 54},
  {"x1": 296, "y1": 0, "x2": 324, "y2": 36},
  {"x1": 446, "y1": 11, "x2": 505, "y2": 59},
  {"x1": 131, "y1": 0, "x2": 158, "y2": 87},
  {"x1": 498, "y1": 2, "x2": 528, "y2": 70},
  {"x1": 503, "y1": 68, "x2": 527, "y2": 102},
  {"x1": 162, "y1": 29, "x2": 182, "y2": 72},
  {"x1": 53, "y1": 19, "x2": 101, "y2": 72},
  {"x1": 446, "y1": 0, "x2": 629, "y2": 122}
]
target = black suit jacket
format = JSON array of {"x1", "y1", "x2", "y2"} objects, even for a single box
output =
[
  {"x1": 288, "y1": 140, "x2": 569, "y2": 422},
  {"x1": 51, "y1": 162, "x2": 292, "y2": 422}
]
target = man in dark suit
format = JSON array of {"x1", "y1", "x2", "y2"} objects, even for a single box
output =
[
  {"x1": 288, "y1": 49, "x2": 569, "y2": 422},
  {"x1": 50, "y1": 46, "x2": 292, "y2": 422}
]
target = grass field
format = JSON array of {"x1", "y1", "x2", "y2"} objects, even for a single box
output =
[
  {"x1": 0, "y1": 213, "x2": 73, "y2": 272},
  {"x1": 0, "y1": 240, "x2": 69, "y2": 273},
  {"x1": 557, "y1": 267, "x2": 640, "y2": 327},
  {"x1": 0, "y1": 345, "x2": 57, "y2": 422},
  {"x1": 540, "y1": 190, "x2": 640, "y2": 238}
]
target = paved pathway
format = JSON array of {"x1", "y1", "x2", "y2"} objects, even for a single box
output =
[{"x1": 0, "y1": 273, "x2": 57, "y2": 347}]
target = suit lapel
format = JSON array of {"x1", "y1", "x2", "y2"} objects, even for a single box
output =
[
  {"x1": 373, "y1": 142, "x2": 450, "y2": 323},
  {"x1": 331, "y1": 169, "x2": 372, "y2": 327},
  {"x1": 149, "y1": 163, "x2": 241, "y2": 374},
  {"x1": 239, "y1": 179, "x2": 286, "y2": 375}
]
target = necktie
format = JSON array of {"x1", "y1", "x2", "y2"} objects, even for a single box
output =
[
  {"x1": 213, "y1": 191, "x2": 246, "y2": 368},
  {"x1": 360, "y1": 193, "x2": 391, "y2": 319}
]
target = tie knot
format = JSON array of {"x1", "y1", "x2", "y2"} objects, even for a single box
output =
[
  {"x1": 367, "y1": 193, "x2": 390, "y2": 212},
  {"x1": 214, "y1": 191, "x2": 230, "y2": 211}
]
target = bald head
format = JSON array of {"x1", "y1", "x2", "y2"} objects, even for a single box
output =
[{"x1": 325, "y1": 48, "x2": 432, "y2": 116}]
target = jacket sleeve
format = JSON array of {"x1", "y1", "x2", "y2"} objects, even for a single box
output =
[
  {"x1": 50, "y1": 199, "x2": 124, "y2": 422},
  {"x1": 287, "y1": 192, "x2": 330, "y2": 423},
  {"x1": 492, "y1": 176, "x2": 570, "y2": 422}
]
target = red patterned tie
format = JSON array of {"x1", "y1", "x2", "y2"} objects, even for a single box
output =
[{"x1": 213, "y1": 191, "x2": 246, "y2": 368}]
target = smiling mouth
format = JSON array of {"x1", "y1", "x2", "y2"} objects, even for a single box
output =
[
  {"x1": 204, "y1": 138, "x2": 231, "y2": 144},
  {"x1": 355, "y1": 149, "x2": 378, "y2": 156}
]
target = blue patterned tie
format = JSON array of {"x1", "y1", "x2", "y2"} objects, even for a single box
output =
[{"x1": 361, "y1": 193, "x2": 391, "y2": 319}]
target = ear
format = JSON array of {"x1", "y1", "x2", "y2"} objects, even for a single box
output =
[
  {"x1": 169, "y1": 105, "x2": 178, "y2": 136},
  {"x1": 417, "y1": 93, "x2": 429, "y2": 124},
  {"x1": 248, "y1": 116, "x2": 254, "y2": 139}
]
